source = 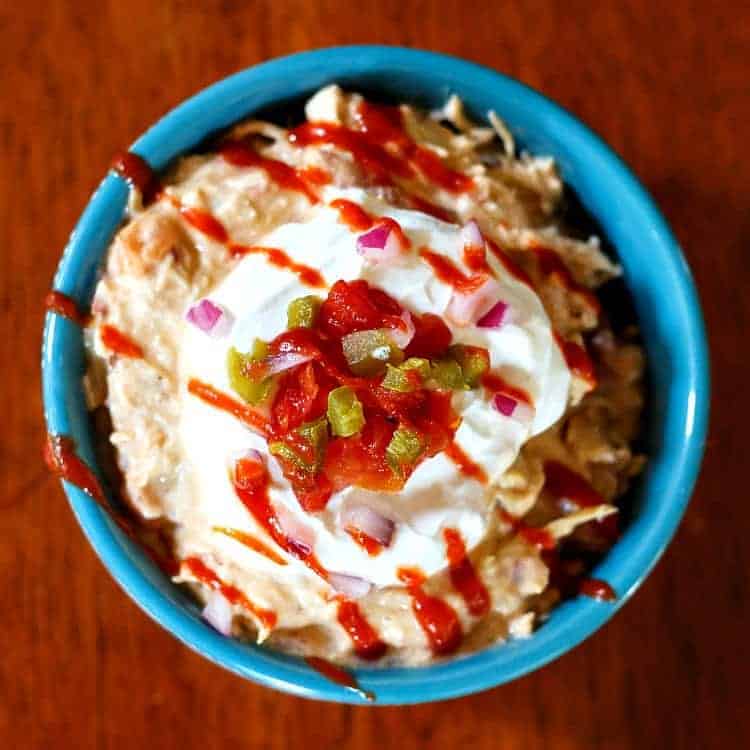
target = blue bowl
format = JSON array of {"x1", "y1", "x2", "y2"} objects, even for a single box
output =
[{"x1": 41, "y1": 46, "x2": 709, "y2": 704}]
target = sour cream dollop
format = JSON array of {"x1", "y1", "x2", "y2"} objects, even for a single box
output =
[{"x1": 178, "y1": 189, "x2": 570, "y2": 586}]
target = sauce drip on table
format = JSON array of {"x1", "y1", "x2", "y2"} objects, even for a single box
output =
[
  {"x1": 397, "y1": 567, "x2": 463, "y2": 656},
  {"x1": 443, "y1": 528, "x2": 490, "y2": 616},
  {"x1": 304, "y1": 657, "x2": 375, "y2": 702},
  {"x1": 44, "y1": 290, "x2": 89, "y2": 326}
]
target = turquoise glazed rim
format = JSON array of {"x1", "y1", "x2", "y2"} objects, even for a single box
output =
[{"x1": 41, "y1": 46, "x2": 710, "y2": 705}]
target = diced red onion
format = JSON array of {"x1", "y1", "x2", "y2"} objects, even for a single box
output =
[
  {"x1": 274, "y1": 502, "x2": 315, "y2": 555},
  {"x1": 493, "y1": 393, "x2": 535, "y2": 424},
  {"x1": 477, "y1": 300, "x2": 510, "y2": 329},
  {"x1": 446, "y1": 276, "x2": 502, "y2": 326},
  {"x1": 356, "y1": 223, "x2": 405, "y2": 262},
  {"x1": 461, "y1": 218, "x2": 485, "y2": 251},
  {"x1": 328, "y1": 572, "x2": 373, "y2": 599},
  {"x1": 386, "y1": 310, "x2": 416, "y2": 348},
  {"x1": 202, "y1": 590, "x2": 233, "y2": 635},
  {"x1": 340, "y1": 505, "x2": 395, "y2": 547},
  {"x1": 186, "y1": 298, "x2": 234, "y2": 338}
]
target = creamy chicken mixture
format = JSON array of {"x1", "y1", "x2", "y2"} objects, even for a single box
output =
[{"x1": 85, "y1": 86, "x2": 645, "y2": 666}]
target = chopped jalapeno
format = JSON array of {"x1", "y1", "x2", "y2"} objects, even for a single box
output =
[
  {"x1": 381, "y1": 363, "x2": 421, "y2": 392},
  {"x1": 341, "y1": 329, "x2": 404, "y2": 376},
  {"x1": 227, "y1": 340, "x2": 273, "y2": 404},
  {"x1": 450, "y1": 344, "x2": 490, "y2": 388},
  {"x1": 386, "y1": 427, "x2": 425, "y2": 476},
  {"x1": 287, "y1": 295, "x2": 322, "y2": 329},
  {"x1": 269, "y1": 441, "x2": 313, "y2": 472},
  {"x1": 430, "y1": 357, "x2": 466, "y2": 390},
  {"x1": 327, "y1": 386, "x2": 365, "y2": 436},
  {"x1": 296, "y1": 416, "x2": 328, "y2": 468}
]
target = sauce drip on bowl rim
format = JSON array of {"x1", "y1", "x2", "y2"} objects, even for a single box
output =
[
  {"x1": 111, "y1": 151, "x2": 161, "y2": 205},
  {"x1": 304, "y1": 657, "x2": 375, "y2": 702},
  {"x1": 44, "y1": 290, "x2": 90, "y2": 326}
]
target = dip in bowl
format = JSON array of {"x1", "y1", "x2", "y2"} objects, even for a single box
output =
[{"x1": 41, "y1": 46, "x2": 709, "y2": 704}]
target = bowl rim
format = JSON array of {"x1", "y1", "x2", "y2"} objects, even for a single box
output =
[{"x1": 41, "y1": 45, "x2": 710, "y2": 705}]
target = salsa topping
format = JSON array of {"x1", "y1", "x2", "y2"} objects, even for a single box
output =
[{"x1": 221, "y1": 279, "x2": 496, "y2": 510}]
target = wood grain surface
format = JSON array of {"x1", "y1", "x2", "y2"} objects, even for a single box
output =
[{"x1": 2, "y1": 1, "x2": 747, "y2": 747}]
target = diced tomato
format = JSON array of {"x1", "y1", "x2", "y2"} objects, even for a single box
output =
[
  {"x1": 413, "y1": 390, "x2": 459, "y2": 455},
  {"x1": 271, "y1": 361, "x2": 326, "y2": 433},
  {"x1": 324, "y1": 415, "x2": 401, "y2": 492},
  {"x1": 318, "y1": 280, "x2": 403, "y2": 339},
  {"x1": 405, "y1": 313, "x2": 452, "y2": 359},
  {"x1": 294, "y1": 473, "x2": 334, "y2": 512}
]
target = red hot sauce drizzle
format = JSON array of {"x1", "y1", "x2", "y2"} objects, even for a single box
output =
[
  {"x1": 111, "y1": 151, "x2": 161, "y2": 205},
  {"x1": 578, "y1": 578, "x2": 617, "y2": 602},
  {"x1": 345, "y1": 527, "x2": 383, "y2": 556},
  {"x1": 486, "y1": 238, "x2": 535, "y2": 288},
  {"x1": 212, "y1": 527, "x2": 288, "y2": 566},
  {"x1": 444, "y1": 441, "x2": 488, "y2": 484},
  {"x1": 481, "y1": 371, "x2": 533, "y2": 406},
  {"x1": 183, "y1": 556, "x2": 277, "y2": 630},
  {"x1": 397, "y1": 567, "x2": 463, "y2": 656},
  {"x1": 44, "y1": 290, "x2": 90, "y2": 326},
  {"x1": 289, "y1": 100, "x2": 474, "y2": 195},
  {"x1": 336, "y1": 600, "x2": 387, "y2": 660},
  {"x1": 187, "y1": 379, "x2": 269, "y2": 436},
  {"x1": 330, "y1": 198, "x2": 375, "y2": 231},
  {"x1": 231, "y1": 457, "x2": 329, "y2": 580},
  {"x1": 180, "y1": 207, "x2": 230, "y2": 244},
  {"x1": 231, "y1": 457, "x2": 386, "y2": 659},
  {"x1": 443, "y1": 528, "x2": 490, "y2": 617},
  {"x1": 228, "y1": 244, "x2": 326, "y2": 288},
  {"x1": 305, "y1": 657, "x2": 375, "y2": 702},
  {"x1": 100, "y1": 324, "x2": 144, "y2": 359},
  {"x1": 419, "y1": 247, "x2": 489, "y2": 293},
  {"x1": 554, "y1": 333, "x2": 597, "y2": 386},
  {"x1": 497, "y1": 508, "x2": 556, "y2": 551},
  {"x1": 220, "y1": 141, "x2": 322, "y2": 204},
  {"x1": 533, "y1": 246, "x2": 601, "y2": 314},
  {"x1": 543, "y1": 459, "x2": 619, "y2": 542}
]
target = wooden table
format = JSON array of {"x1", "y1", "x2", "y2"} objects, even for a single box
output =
[{"x1": 3, "y1": 2, "x2": 746, "y2": 747}]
